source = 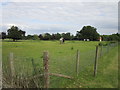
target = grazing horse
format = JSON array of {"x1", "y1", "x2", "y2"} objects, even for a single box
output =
[{"x1": 60, "y1": 37, "x2": 64, "y2": 44}]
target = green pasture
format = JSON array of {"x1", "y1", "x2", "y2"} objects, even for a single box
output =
[{"x1": 2, "y1": 40, "x2": 118, "y2": 88}]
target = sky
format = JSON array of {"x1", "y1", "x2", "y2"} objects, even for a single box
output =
[{"x1": 0, "y1": 0, "x2": 119, "y2": 35}]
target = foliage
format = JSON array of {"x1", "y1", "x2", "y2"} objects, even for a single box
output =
[
  {"x1": 76, "y1": 26, "x2": 100, "y2": 41},
  {"x1": 54, "y1": 33, "x2": 62, "y2": 40},
  {"x1": 0, "y1": 32, "x2": 6, "y2": 40},
  {"x1": 42, "y1": 33, "x2": 51, "y2": 40},
  {"x1": 101, "y1": 33, "x2": 120, "y2": 41},
  {"x1": 98, "y1": 42, "x2": 109, "y2": 46},
  {"x1": 7, "y1": 26, "x2": 26, "y2": 41},
  {"x1": 38, "y1": 32, "x2": 73, "y2": 40},
  {"x1": 25, "y1": 34, "x2": 39, "y2": 40},
  {"x1": 25, "y1": 35, "x2": 33, "y2": 40},
  {"x1": 32, "y1": 35, "x2": 39, "y2": 40},
  {"x1": 61, "y1": 32, "x2": 72, "y2": 40},
  {"x1": 3, "y1": 25, "x2": 120, "y2": 41}
]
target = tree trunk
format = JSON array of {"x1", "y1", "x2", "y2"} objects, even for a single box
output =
[{"x1": 13, "y1": 39, "x2": 15, "y2": 42}]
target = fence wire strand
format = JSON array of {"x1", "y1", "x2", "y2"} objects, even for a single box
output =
[{"x1": 2, "y1": 42, "x2": 118, "y2": 88}]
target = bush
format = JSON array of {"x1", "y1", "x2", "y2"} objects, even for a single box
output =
[
  {"x1": 98, "y1": 42, "x2": 109, "y2": 46},
  {"x1": 109, "y1": 41, "x2": 116, "y2": 44}
]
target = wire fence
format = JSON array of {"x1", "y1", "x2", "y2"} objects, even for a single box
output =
[
  {"x1": 3, "y1": 56, "x2": 43, "y2": 88},
  {"x1": 2, "y1": 41, "x2": 118, "y2": 88},
  {"x1": 49, "y1": 41, "x2": 118, "y2": 87}
]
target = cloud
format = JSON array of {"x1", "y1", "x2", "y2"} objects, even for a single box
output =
[
  {"x1": 1, "y1": 0, "x2": 119, "y2": 2},
  {"x1": 1, "y1": 2, "x2": 118, "y2": 35}
]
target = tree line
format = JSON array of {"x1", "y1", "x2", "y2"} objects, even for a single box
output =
[{"x1": 0, "y1": 25, "x2": 120, "y2": 41}]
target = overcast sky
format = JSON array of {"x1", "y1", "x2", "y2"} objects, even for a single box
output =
[{"x1": 1, "y1": 0, "x2": 119, "y2": 35}]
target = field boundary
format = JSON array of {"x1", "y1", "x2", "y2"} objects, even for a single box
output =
[{"x1": 2, "y1": 41, "x2": 118, "y2": 88}]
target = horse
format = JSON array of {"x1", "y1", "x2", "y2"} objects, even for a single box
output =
[{"x1": 60, "y1": 37, "x2": 65, "y2": 44}]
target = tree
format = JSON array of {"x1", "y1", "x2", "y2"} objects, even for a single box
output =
[
  {"x1": 32, "y1": 34, "x2": 39, "y2": 40},
  {"x1": 54, "y1": 33, "x2": 61, "y2": 40},
  {"x1": 101, "y1": 35, "x2": 109, "y2": 41},
  {"x1": 108, "y1": 33, "x2": 120, "y2": 41},
  {"x1": 76, "y1": 26, "x2": 100, "y2": 41},
  {"x1": 7, "y1": 26, "x2": 26, "y2": 41},
  {"x1": 7, "y1": 26, "x2": 25, "y2": 41},
  {"x1": 101, "y1": 33, "x2": 120, "y2": 41},
  {"x1": 7, "y1": 26, "x2": 20, "y2": 41},
  {"x1": 51, "y1": 34, "x2": 55, "y2": 40},
  {"x1": 0, "y1": 32, "x2": 6, "y2": 40},
  {"x1": 19, "y1": 30, "x2": 26, "y2": 39},
  {"x1": 61, "y1": 32, "x2": 73, "y2": 40},
  {"x1": 39, "y1": 32, "x2": 74, "y2": 40},
  {"x1": 42, "y1": 33, "x2": 52, "y2": 40},
  {"x1": 39, "y1": 34, "x2": 44, "y2": 40},
  {"x1": 26, "y1": 35, "x2": 33, "y2": 40}
]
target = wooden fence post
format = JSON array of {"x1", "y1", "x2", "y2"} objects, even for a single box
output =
[
  {"x1": 0, "y1": 49, "x2": 2, "y2": 89},
  {"x1": 43, "y1": 51, "x2": 50, "y2": 88},
  {"x1": 107, "y1": 44, "x2": 109, "y2": 53},
  {"x1": 9, "y1": 53, "x2": 15, "y2": 86},
  {"x1": 76, "y1": 50, "x2": 80, "y2": 76},
  {"x1": 94, "y1": 46, "x2": 99, "y2": 77},
  {"x1": 100, "y1": 45, "x2": 102, "y2": 58}
]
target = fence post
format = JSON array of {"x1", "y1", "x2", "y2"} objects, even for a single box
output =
[
  {"x1": 9, "y1": 53, "x2": 15, "y2": 87},
  {"x1": 94, "y1": 46, "x2": 99, "y2": 77},
  {"x1": 43, "y1": 51, "x2": 50, "y2": 88},
  {"x1": 100, "y1": 45, "x2": 102, "y2": 58},
  {"x1": 76, "y1": 50, "x2": 80, "y2": 76},
  {"x1": 107, "y1": 43, "x2": 110, "y2": 53}
]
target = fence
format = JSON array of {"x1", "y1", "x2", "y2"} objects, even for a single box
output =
[
  {"x1": 3, "y1": 56, "x2": 44, "y2": 88},
  {"x1": 2, "y1": 41, "x2": 118, "y2": 88}
]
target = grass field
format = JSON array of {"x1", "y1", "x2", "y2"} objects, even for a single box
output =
[{"x1": 2, "y1": 40, "x2": 118, "y2": 88}]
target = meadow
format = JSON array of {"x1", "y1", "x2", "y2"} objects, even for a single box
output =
[{"x1": 2, "y1": 40, "x2": 118, "y2": 88}]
